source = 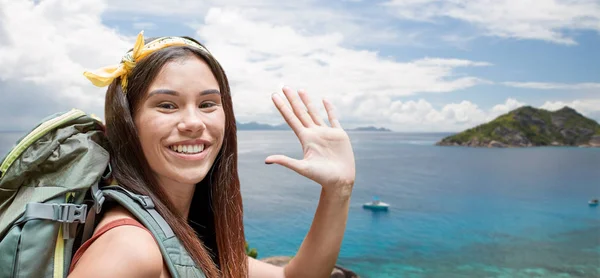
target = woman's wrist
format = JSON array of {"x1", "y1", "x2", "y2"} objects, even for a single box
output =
[{"x1": 321, "y1": 181, "x2": 354, "y2": 201}]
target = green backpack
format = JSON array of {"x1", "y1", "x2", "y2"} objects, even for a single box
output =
[{"x1": 0, "y1": 109, "x2": 206, "y2": 278}]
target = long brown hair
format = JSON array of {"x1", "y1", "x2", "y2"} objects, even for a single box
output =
[{"x1": 104, "y1": 38, "x2": 247, "y2": 277}]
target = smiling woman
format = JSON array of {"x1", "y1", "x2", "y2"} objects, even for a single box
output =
[
  {"x1": 135, "y1": 57, "x2": 226, "y2": 220},
  {"x1": 67, "y1": 31, "x2": 356, "y2": 278}
]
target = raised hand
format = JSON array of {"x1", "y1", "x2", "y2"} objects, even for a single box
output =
[{"x1": 265, "y1": 87, "x2": 356, "y2": 195}]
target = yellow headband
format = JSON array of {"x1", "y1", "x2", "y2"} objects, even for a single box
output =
[{"x1": 83, "y1": 31, "x2": 210, "y2": 93}]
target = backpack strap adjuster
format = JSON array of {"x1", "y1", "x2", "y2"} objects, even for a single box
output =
[
  {"x1": 20, "y1": 203, "x2": 87, "y2": 224},
  {"x1": 54, "y1": 204, "x2": 88, "y2": 224},
  {"x1": 18, "y1": 203, "x2": 88, "y2": 240},
  {"x1": 54, "y1": 204, "x2": 88, "y2": 240},
  {"x1": 91, "y1": 183, "x2": 105, "y2": 214},
  {"x1": 138, "y1": 196, "x2": 155, "y2": 209}
]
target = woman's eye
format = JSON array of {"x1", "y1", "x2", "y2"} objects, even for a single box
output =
[
  {"x1": 157, "y1": 103, "x2": 176, "y2": 109},
  {"x1": 200, "y1": 102, "x2": 217, "y2": 109}
]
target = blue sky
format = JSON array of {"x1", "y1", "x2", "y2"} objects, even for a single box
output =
[{"x1": 0, "y1": 0, "x2": 599, "y2": 131}]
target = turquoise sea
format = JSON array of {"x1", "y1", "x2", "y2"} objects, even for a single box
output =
[
  {"x1": 1, "y1": 131, "x2": 599, "y2": 277},
  {"x1": 237, "y1": 131, "x2": 600, "y2": 278}
]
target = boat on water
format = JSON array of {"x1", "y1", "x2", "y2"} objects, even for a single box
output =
[
  {"x1": 589, "y1": 199, "x2": 599, "y2": 207},
  {"x1": 363, "y1": 197, "x2": 390, "y2": 211}
]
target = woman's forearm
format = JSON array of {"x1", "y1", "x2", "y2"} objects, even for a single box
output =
[{"x1": 283, "y1": 184, "x2": 353, "y2": 278}]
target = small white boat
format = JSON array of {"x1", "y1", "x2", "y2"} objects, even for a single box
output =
[
  {"x1": 589, "y1": 199, "x2": 599, "y2": 207},
  {"x1": 363, "y1": 199, "x2": 389, "y2": 211}
]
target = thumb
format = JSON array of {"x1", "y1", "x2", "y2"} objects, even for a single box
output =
[{"x1": 265, "y1": 155, "x2": 305, "y2": 173}]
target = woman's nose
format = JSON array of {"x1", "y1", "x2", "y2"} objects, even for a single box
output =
[{"x1": 177, "y1": 107, "x2": 206, "y2": 134}]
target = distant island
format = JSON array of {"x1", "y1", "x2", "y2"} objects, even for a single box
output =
[
  {"x1": 348, "y1": 126, "x2": 392, "y2": 132},
  {"x1": 236, "y1": 121, "x2": 289, "y2": 130},
  {"x1": 436, "y1": 106, "x2": 600, "y2": 148},
  {"x1": 236, "y1": 121, "x2": 392, "y2": 132}
]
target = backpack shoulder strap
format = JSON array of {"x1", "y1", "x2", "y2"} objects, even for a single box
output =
[{"x1": 100, "y1": 186, "x2": 206, "y2": 278}]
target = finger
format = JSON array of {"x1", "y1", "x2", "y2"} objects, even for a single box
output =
[
  {"x1": 298, "y1": 89, "x2": 326, "y2": 126},
  {"x1": 272, "y1": 93, "x2": 304, "y2": 134},
  {"x1": 323, "y1": 98, "x2": 342, "y2": 128},
  {"x1": 282, "y1": 86, "x2": 314, "y2": 127},
  {"x1": 265, "y1": 154, "x2": 307, "y2": 175}
]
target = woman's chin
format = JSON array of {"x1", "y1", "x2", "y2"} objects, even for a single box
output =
[
  {"x1": 156, "y1": 163, "x2": 212, "y2": 187},
  {"x1": 176, "y1": 175, "x2": 207, "y2": 186}
]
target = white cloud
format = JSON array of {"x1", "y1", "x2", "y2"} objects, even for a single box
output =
[
  {"x1": 441, "y1": 101, "x2": 488, "y2": 124},
  {"x1": 346, "y1": 97, "x2": 521, "y2": 132},
  {"x1": 541, "y1": 99, "x2": 600, "y2": 118},
  {"x1": 1, "y1": 1, "x2": 596, "y2": 133},
  {"x1": 0, "y1": 1, "x2": 490, "y2": 131},
  {"x1": 104, "y1": 0, "x2": 418, "y2": 48},
  {"x1": 104, "y1": 0, "x2": 250, "y2": 15},
  {"x1": 414, "y1": 58, "x2": 492, "y2": 67},
  {"x1": 383, "y1": 0, "x2": 600, "y2": 45},
  {"x1": 0, "y1": 1, "x2": 493, "y2": 132},
  {"x1": 196, "y1": 8, "x2": 490, "y2": 124},
  {"x1": 353, "y1": 97, "x2": 599, "y2": 132},
  {"x1": 503, "y1": 82, "x2": 600, "y2": 90},
  {"x1": 491, "y1": 98, "x2": 526, "y2": 115},
  {"x1": 0, "y1": 0, "x2": 130, "y2": 123}
]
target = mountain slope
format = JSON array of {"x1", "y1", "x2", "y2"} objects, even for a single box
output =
[{"x1": 436, "y1": 106, "x2": 600, "y2": 147}]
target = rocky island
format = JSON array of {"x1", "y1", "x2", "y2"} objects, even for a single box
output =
[{"x1": 436, "y1": 106, "x2": 600, "y2": 148}]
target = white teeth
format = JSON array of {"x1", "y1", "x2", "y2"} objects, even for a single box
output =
[{"x1": 170, "y1": 144, "x2": 205, "y2": 154}]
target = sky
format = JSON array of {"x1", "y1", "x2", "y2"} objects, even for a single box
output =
[{"x1": 0, "y1": 0, "x2": 598, "y2": 132}]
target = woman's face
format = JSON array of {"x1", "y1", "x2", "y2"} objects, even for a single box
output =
[{"x1": 134, "y1": 55, "x2": 225, "y2": 189}]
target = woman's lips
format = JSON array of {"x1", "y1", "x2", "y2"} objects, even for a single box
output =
[{"x1": 167, "y1": 145, "x2": 209, "y2": 161}]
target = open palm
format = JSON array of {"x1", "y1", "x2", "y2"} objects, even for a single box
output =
[{"x1": 265, "y1": 87, "x2": 356, "y2": 192}]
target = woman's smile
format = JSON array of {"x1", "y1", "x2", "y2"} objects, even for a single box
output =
[{"x1": 166, "y1": 141, "x2": 210, "y2": 161}]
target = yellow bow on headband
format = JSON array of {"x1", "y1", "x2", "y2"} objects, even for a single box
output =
[{"x1": 83, "y1": 31, "x2": 209, "y2": 93}]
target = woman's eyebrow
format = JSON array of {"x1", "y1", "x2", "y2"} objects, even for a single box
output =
[
  {"x1": 148, "y1": 89, "x2": 178, "y2": 97},
  {"x1": 199, "y1": 89, "x2": 221, "y2": 96},
  {"x1": 148, "y1": 89, "x2": 221, "y2": 97}
]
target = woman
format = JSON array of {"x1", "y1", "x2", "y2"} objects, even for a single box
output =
[{"x1": 68, "y1": 32, "x2": 355, "y2": 278}]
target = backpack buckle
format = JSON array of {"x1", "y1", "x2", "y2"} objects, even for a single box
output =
[
  {"x1": 138, "y1": 196, "x2": 155, "y2": 209},
  {"x1": 55, "y1": 204, "x2": 88, "y2": 223},
  {"x1": 55, "y1": 204, "x2": 88, "y2": 240}
]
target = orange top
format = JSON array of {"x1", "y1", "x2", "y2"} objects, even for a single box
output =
[{"x1": 69, "y1": 218, "x2": 151, "y2": 274}]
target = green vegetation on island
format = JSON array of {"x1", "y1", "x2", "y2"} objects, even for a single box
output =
[
  {"x1": 245, "y1": 241, "x2": 258, "y2": 259},
  {"x1": 436, "y1": 106, "x2": 600, "y2": 148}
]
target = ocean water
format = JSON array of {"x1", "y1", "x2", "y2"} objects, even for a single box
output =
[
  {"x1": 237, "y1": 131, "x2": 600, "y2": 278},
  {"x1": 1, "y1": 131, "x2": 599, "y2": 277}
]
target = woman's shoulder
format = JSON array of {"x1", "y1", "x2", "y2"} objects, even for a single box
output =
[
  {"x1": 68, "y1": 206, "x2": 164, "y2": 277},
  {"x1": 93, "y1": 204, "x2": 146, "y2": 232}
]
